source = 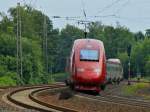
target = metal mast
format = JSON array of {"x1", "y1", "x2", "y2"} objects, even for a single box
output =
[
  {"x1": 16, "y1": 3, "x2": 23, "y2": 84},
  {"x1": 16, "y1": 3, "x2": 19, "y2": 79},
  {"x1": 83, "y1": 7, "x2": 87, "y2": 38},
  {"x1": 43, "y1": 15, "x2": 49, "y2": 76}
]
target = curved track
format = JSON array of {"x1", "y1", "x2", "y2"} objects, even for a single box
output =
[
  {"x1": 6, "y1": 83, "x2": 77, "y2": 112},
  {"x1": 77, "y1": 82, "x2": 150, "y2": 109},
  {"x1": 4, "y1": 82, "x2": 150, "y2": 111},
  {"x1": 77, "y1": 93, "x2": 150, "y2": 108},
  {"x1": 29, "y1": 88, "x2": 77, "y2": 112},
  {"x1": 27, "y1": 83, "x2": 150, "y2": 111}
]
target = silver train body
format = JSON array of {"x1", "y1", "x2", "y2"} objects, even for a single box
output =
[{"x1": 106, "y1": 59, "x2": 123, "y2": 83}]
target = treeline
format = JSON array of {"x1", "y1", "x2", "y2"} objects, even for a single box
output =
[
  {"x1": 88, "y1": 22, "x2": 150, "y2": 78},
  {"x1": 0, "y1": 5, "x2": 149, "y2": 85}
]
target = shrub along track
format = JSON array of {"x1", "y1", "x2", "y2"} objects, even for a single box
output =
[
  {"x1": 5, "y1": 83, "x2": 77, "y2": 112},
  {"x1": 130, "y1": 80, "x2": 150, "y2": 84}
]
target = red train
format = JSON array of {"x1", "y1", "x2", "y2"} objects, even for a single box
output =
[{"x1": 66, "y1": 39, "x2": 106, "y2": 93}]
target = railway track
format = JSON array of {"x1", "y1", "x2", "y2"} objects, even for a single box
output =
[
  {"x1": 5, "y1": 83, "x2": 77, "y2": 112},
  {"x1": 27, "y1": 83, "x2": 150, "y2": 112},
  {"x1": 77, "y1": 82, "x2": 150, "y2": 109},
  {"x1": 77, "y1": 93, "x2": 150, "y2": 108},
  {"x1": 3, "y1": 81, "x2": 150, "y2": 112}
]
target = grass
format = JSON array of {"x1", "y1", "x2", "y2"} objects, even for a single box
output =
[
  {"x1": 0, "y1": 72, "x2": 69, "y2": 86},
  {"x1": 0, "y1": 72, "x2": 17, "y2": 86},
  {"x1": 123, "y1": 83, "x2": 149, "y2": 96},
  {"x1": 131, "y1": 76, "x2": 150, "y2": 82},
  {"x1": 50, "y1": 72, "x2": 69, "y2": 82},
  {"x1": 0, "y1": 76, "x2": 16, "y2": 86}
]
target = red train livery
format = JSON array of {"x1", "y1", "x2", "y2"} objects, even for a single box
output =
[{"x1": 66, "y1": 39, "x2": 106, "y2": 93}]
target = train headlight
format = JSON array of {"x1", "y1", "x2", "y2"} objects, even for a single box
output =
[
  {"x1": 77, "y1": 68, "x2": 85, "y2": 72},
  {"x1": 94, "y1": 68, "x2": 101, "y2": 74}
]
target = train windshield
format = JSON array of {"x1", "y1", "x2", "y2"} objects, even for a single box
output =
[{"x1": 80, "y1": 49, "x2": 99, "y2": 61}]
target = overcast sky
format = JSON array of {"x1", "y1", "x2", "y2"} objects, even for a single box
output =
[{"x1": 0, "y1": 0, "x2": 150, "y2": 32}]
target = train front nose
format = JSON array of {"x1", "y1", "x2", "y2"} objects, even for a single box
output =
[{"x1": 75, "y1": 68, "x2": 102, "y2": 84}]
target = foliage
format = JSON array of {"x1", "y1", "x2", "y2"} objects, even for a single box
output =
[
  {"x1": 117, "y1": 52, "x2": 129, "y2": 78},
  {"x1": 52, "y1": 72, "x2": 69, "y2": 82},
  {"x1": 8, "y1": 6, "x2": 53, "y2": 39},
  {"x1": 0, "y1": 33, "x2": 44, "y2": 85},
  {"x1": 134, "y1": 31, "x2": 145, "y2": 41},
  {"x1": 131, "y1": 38, "x2": 150, "y2": 76},
  {"x1": 54, "y1": 25, "x2": 84, "y2": 72},
  {"x1": 0, "y1": 72, "x2": 17, "y2": 86},
  {"x1": 88, "y1": 22, "x2": 135, "y2": 58},
  {"x1": 145, "y1": 29, "x2": 150, "y2": 38},
  {"x1": 123, "y1": 83, "x2": 149, "y2": 96},
  {"x1": 0, "y1": 4, "x2": 149, "y2": 86}
]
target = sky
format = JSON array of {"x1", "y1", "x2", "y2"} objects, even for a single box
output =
[{"x1": 0, "y1": 0, "x2": 150, "y2": 32}]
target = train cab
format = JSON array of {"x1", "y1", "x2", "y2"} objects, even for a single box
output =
[{"x1": 66, "y1": 39, "x2": 106, "y2": 92}]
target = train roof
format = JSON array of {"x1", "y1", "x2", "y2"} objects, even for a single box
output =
[
  {"x1": 74, "y1": 39, "x2": 104, "y2": 47},
  {"x1": 107, "y1": 59, "x2": 121, "y2": 64}
]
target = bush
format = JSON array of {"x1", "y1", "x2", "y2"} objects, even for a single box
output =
[
  {"x1": 52, "y1": 72, "x2": 69, "y2": 82},
  {"x1": 0, "y1": 72, "x2": 17, "y2": 86},
  {"x1": 123, "y1": 83, "x2": 149, "y2": 96}
]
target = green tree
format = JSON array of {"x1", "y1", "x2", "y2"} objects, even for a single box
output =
[
  {"x1": 88, "y1": 21, "x2": 135, "y2": 58},
  {"x1": 131, "y1": 38, "x2": 150, "y2": 76},
  {"x1": 8, "y1": 5, "x2": 53, "y2": 39},
  {"x1": 145, "y1": 29, "x2": 150, "y2": 38},
  {"x1": 117, "y1": 52, "x2": 129, "y2": 78},
  {"x1": 134, "y1": 31, "x2": 145, "y2": 41},
  {"x1": 57, "y1": 25, "x2": 84, "y2": 72}
]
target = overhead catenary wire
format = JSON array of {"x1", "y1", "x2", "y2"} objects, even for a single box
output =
[
  {"x1": 35, "y1": 0, "x2": 124, "y2": 30},
  {"x1": 81, "y1": 0, "x2": 88, "y2": 38},
  {"x1": 115, "y1": 0, "x2": 130, "y2": 14},
  {"x1": 95, "y1": 0, "x2": 123, "y2": 15},
  {"x1": 112, "y1": 15, "x2": 150, "y2": 22},
  {"x1": 20, "y1": 0, "x2": 150, "y2": 32}
]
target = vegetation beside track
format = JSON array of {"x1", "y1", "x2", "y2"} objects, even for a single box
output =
[
  {"x1": 131, "y1": 76, "x2": 150, "y2": 82},
  {"x1": 0, "y1": 4, "x2": 150, "y2": 86},
  {"x1": 123, "y1": 83, "x2": 150, "y2": 99},
  {"x1": 0, "y1": 73, "x2": 17, "y2": 86},
  {"x1": 51, "y1": 72, "x2": 68, "y2": 82}
]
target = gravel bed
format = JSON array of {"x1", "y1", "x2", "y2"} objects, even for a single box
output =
[
  {"x1": 137, "y1": 87, "x2": 150, "y2": 100},
  {"x1": 0, "y1": 88, "x2": 38, "y2": 112},
  {"x1": 37, "y1": 89, "x2": 150, "y2": 112},
  {"x1": 103, "y1": 82, "x2": 150, "y2": 102}
]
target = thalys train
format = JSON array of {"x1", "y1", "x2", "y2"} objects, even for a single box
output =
[
  {"x1": 106, "y1": 59, "x2": 123, "y2": 84},
  {"x1": 65, "y1": 39, "x2": 123, "y2": 93},
  {"x1": 66, "y1": 39, "x2": 106, "y2": 92}
]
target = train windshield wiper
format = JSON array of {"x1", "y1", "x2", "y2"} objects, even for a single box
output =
[{"x1": 80, "y1": 59, "x2": 99, "y2": 62}]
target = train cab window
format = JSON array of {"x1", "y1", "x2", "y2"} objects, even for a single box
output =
[{"x1": 80, "y1": 49, "x2": 99, "y2": 61}]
